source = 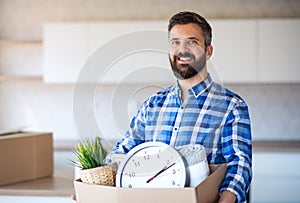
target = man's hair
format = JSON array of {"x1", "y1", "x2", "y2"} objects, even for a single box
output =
[{"x1": 168, "y1": 11, "x2": 212, "y2": 47}]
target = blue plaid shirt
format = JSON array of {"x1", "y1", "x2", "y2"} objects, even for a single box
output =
[{"x1": 110, "y1": 74, "x2": 252, "y2": 202}]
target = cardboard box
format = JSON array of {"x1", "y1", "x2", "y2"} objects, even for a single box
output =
[
  {"x1": 74, "y1": 164, "x2": 227, "y2": 203},
  {"x1": 0, "y1": 132, "x2": 53, "y2": 186}
]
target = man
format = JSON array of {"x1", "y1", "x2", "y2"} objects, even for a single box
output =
[{"x1": 108, "y1": 11, "x2": 252, "y2": 203}]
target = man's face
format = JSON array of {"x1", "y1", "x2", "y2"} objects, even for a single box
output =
[{"x1": 169, "y1": 23, "x2": 208, "y2": 80}]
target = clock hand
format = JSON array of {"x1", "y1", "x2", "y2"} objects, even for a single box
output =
[{"x1": 146, "y1": 162, "x2": 175, "y2": 183}]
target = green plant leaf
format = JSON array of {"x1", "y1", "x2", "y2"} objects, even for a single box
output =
[{"x1": 71, "y1": 137, "x2": 107, "y2": 169}]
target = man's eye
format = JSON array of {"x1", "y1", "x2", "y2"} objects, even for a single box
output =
[
  {"x1": 171, "y1": 41, "x2": 180, "y2": 46},
  {"x1": 188, "y1": 40, "x2": 198, "y2": 45}
]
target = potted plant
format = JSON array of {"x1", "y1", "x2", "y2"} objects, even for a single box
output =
[{"x1": 72, "y1": 137, "x2": 116, "y2": 186}]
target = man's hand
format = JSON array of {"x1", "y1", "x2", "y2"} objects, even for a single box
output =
[
  {"x1": 218, "y1": 190, "x2": 237, "y2": 203},
  {"x1": 71, "y1": 194, "x2": 76, "y2": 201}
]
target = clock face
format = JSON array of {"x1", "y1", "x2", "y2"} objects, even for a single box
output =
[{"x1": 116, "y1": 142, "x2": 186, "y2": 188}]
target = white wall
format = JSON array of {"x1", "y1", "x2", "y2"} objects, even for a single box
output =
[{"x1": 1, "y1": 81, "x2": 299, "y2": 145}]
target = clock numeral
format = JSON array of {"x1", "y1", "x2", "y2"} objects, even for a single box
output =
[
  {"x1": 128, "y1": 184, "x2": 132, "y2": 188},
  {"x1": 132, "y1": 159, "x2": 140, "y2": 167},
  {"x1": 172, "y1": 180, "x2": 175, "y2": 185},
  {"x1": 134, "y1": 161, "x2": 140, "y2": 167},
  {"x1": 144, "y1": 155, "x2": 150, "y2": 160},
  {"x1": 172, "y1": 169, "x2": 176, "y2": 174},
  {"x1": 129, "y1": 172, "x2": 135, "y2": 178}
]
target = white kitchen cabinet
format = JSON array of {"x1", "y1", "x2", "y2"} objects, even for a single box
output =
[
  {"x1": 251, "y1": 152, "x2": 300, "y2": 202},
  {"x1": 210, "y1": 20, "x2": 258, "y2": 83},
  {"x1": 43, "y1": 21, "x2": 174, "y2": 84},
  {"x1": 87, "y1": 21, "x2": 174, "y2": 84},
  {"x1": 87, "y1": 21, "x2": 167, "y2": 54},
  {"x1": 43, "y1": 23, "x2": 89, "y2": 83},
  {"x1": 258, "y1": 19, "x2": 300, "y2": 83},
  {"x1": 44, "y1": 20, "x2": 258, "y2": 84},
  {"x1": 43, "y1": 19, "x2": 300, "y2": 84}
]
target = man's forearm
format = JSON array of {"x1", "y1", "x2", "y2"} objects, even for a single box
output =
[{"x1": 218, "y1": 190, "x2": 236, "y2": 203}]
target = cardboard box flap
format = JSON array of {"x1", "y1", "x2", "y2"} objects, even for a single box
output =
[
  {"x1": 195, "y1": 164, "x2": 227, "y2": 203},
  {"x1": 0, "y1": 132, "x2": 52, "y2": 139}
]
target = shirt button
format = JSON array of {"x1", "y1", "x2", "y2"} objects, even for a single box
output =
[
  {"x1": 180, "y1": 106, "x2": 184, "y2": 109},
  {"x1": 174, "y1": 127, "x2": 178, "y2": 131}
]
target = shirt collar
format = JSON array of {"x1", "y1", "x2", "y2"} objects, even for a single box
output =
[
  {"x1": 189, "y1": 74, "x2": 212, "y2": 98},
  {"x1": 173, "y1": 74, "x2": 212, "y2": 99}
]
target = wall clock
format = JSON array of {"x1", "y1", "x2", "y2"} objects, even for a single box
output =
[{"x1": 116, "y1": 142, "x2": 187, "y2": 188}]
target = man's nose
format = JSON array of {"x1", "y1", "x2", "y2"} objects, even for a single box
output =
[{"x1": 178, "y1": 42, "x2": 189, "y2": 53}]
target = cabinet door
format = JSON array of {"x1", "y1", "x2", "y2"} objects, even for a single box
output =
[
  {"x1": 87, "y1": 21, "x2": 173, "y2": 84},
  {"x1": 252, "y1": 152, "x2": 300, "y2": 202},
  {"x1": 258, "y1": 19, "x2": 300, "y2": 83},
  {"x1": 210, "y1": 20, "x2": 258, "y2": 83},
  {"x1": 43, "y1": 21, "x2": 174, "y2": 84},
  {"x1": 87, "y1": 21, "x2": 167, "y2": 54},
  {"x1": 43, "y1": 23, "x2": 88, "y2": 83}
]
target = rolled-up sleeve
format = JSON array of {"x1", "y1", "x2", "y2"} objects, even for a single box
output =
[{"x1": 220, "y1": 99, "x2": 252, "y2": 202}]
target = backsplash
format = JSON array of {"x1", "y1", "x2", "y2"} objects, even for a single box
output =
[
  {"x1": 0, "y1": 81, "x2": 299, "y2": 144},
  {"x1": 227, "y1": 84, "x2": 300, "y2": 141}
]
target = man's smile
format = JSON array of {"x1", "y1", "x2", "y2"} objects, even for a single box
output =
[{"x1": 177, "y1": 56, "x2": 193, "y2": 64}]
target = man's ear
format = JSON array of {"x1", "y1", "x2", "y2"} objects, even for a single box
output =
[{"x1": 205, "y1": 45, "x2": 213, "y2": 60}]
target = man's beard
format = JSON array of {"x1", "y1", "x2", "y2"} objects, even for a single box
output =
[{"x1": 169, "y1": 52, "x2": 206, "y2": 80}]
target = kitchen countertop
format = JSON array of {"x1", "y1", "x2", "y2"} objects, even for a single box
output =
[
  {"x1": 0, "y1": 170, "x2": 74, "y2": 197},
  {"x1": 252, "y1": 140, "x2": 300, "y2": 152}
]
